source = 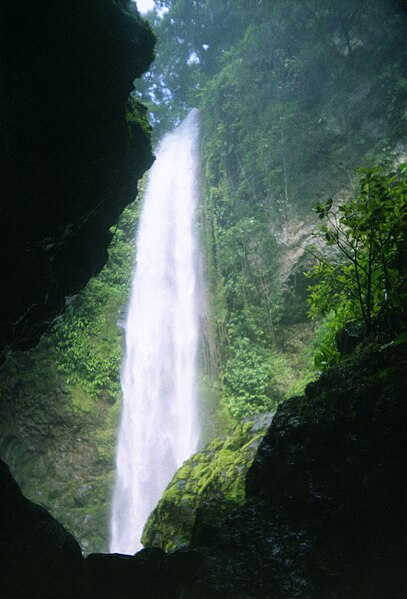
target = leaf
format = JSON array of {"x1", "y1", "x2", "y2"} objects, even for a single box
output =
[{"x1": 393, "y1": 331, "x2": 407, "y2": 346}]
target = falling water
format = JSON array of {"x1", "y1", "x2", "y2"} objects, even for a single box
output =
[{"x1": 109, "y1": 109, "x2": 201, "y2": 554}]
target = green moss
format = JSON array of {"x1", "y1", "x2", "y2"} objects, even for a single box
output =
[
  {"x1": 126, "y1": 96, "x2": 152, "y2": 142},
  {"x1": 141, "y1": 413, "x2": 273, "y2": 553},
  {"x1": 71, "y1": 384, "x2": 95, "y2": 415}
]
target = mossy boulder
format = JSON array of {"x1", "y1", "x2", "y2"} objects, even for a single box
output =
[{"x1": 141, "y1": 413, "x2": 273, "y2": 553}]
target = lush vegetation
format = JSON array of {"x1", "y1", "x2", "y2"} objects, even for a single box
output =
[
  {"x1": 50, "y1": 205, "x2": 139, "y2": 405},
  {"x1": 139, "y1": 0, "x2": 407, "y2": 421},
  {"x1": 0, "y1": 203, "x2": 140, "y2": 552},
  {"x1": 1, "y1": 0, "x2": 406, "y2": 554},
  {"x1": 308, "y1": 165, "x2": 407, "y2": 335}
]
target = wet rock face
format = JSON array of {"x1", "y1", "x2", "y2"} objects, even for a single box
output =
[
  {"x1": 0, "y1": 0, "x2": 155, "y2": 360},
  {"x1": 92, "y1": 346, "x2": 406, "y2": 599}
]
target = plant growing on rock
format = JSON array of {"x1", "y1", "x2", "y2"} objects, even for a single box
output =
[{"x1": 307, "y1": 165, "x2": 407, "y2": 343}]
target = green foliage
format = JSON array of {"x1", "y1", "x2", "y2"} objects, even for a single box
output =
[
  {"x1": 197, "y1": 1, "x2": 407, "y2": 418},
  {"x1": 307, "y1": 166, "x2": 407, "y2": 336},
  {"x1": 221, "y1": 337, "x2": 280, "y2": 420},
  {"x1": 200, "y1": 0, "x2": 407, "y2": 219},
  {"x1": 0, "y1": 202, "x2": 138, "y2": 552},
  {"x1": 218, "y1": 218, "x2": 283, "y2": 334},
  {"x1": 137, "y1": 0, "x2": 247, "y2": 138},
  {"x1": 50, "y1": 204, "x2": 138, "y2": 405},
  {"x1": 142, "y1": 0, "x2": 407, "y2": 421},
  {"x1": 200, "y1": 176, "x2": 286, "y2": 421},
  {"x1": 126, "y1": 96, "x2": 152, "y2": 140},
  {"x1": 311, "y1": 312, "x2": 342, "y2": 371}
]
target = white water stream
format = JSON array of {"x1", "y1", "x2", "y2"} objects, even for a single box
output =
[{"x1": 109, "y1": 110, "x2": 201, "y2": 554}]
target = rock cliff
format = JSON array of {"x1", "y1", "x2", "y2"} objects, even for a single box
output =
[{"x1": 0, "y1": 0, "x2": 155, "y2": 359}]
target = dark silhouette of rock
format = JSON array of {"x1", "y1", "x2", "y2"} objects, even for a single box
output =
[
  {"x1": 186, "y1": 345, "x2": 407, "y2": 598},
  {"x1": 0, "y1": 0, "x2": 155, "y2": 360},
  {"x1": 0, "y1": 459, "x2": 87, "y2": 598},
  {"x1": 86, "y1": 547, "x2": 202, "y2": 599}
]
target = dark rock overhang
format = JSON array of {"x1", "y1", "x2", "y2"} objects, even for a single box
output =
[{"x1": 0, "y1": 0, "x2": 155, "y2": 360}]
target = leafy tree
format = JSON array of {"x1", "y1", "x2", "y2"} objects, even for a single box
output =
[
  {"x1": 307, "y1": 165, "x2": 407, "y2": 337},
  {"x1": 139, "y1": 0, "x2": 407, "y2": 420},
  {"x1": 137, "y1": 0, "x2": 247, "y2": 137}
]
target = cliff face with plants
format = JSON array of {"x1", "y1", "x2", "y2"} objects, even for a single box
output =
[
  {"x1": 1, "y1": 0, "x2": 407, "y2": 597},
  {"x1": 142, "y1": 0, "x2": 407, "y2": 422},
  {"x1": 0, "y1": 0, "x2": 155, "y2": 555},
  {"x1": 0, "y1": 205, "x2": 140, "y2": 553}
]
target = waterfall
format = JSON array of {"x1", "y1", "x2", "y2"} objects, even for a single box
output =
[{"x1": 109, "y1": 109, "x2": 201, "y2": 555}]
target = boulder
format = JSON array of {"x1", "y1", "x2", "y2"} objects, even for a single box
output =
[{"x1": 142, "y1": 414, "x2": 273, "y2": 553}]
